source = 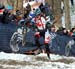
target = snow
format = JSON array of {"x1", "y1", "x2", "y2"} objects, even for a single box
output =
[
  {"x1": 0, "y1": 52, "x2": 75, "y2": 69},
  {"x1": 23, "y1": 1, "x2": 36, "y2": 8},
  {"x1": 62, "y1": 13, "x2": 75, "y2": 28},
  {"x1": 23, "y1": 1, "x2": 39, "y2": 9},
  {"x1": 0, "y1": 52, "x2": 32, "y2": 61},
  {"x1": 71, "y1": 14, "x2": 75, "y2": 28}
]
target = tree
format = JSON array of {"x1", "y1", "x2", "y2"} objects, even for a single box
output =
[
  {"x1": 47, "y1": 0, "x2": 62, "y2": 28},
  {"x1": 63, "y1": 0, "x2": 71, "y2": 29},
  {"x1": 12, "y1": 0, "x2": 24, "y2": 14},
  {"x1": 13, "y1": 0, "x2": 18, "y2": 14},
  {"x1": 1, "y1": 0, "x2": 8, "y2": 6},
  {"x1": 17, "y1": 0, "x2": 23, "y2": 10},
  {"x1": 7, "y1": 0, "x2": 13, "y2": 6},
  {"x1": 53, "y1": 0, "x2": 62, "y2": 28},
  {"x1": 0, "y1": 0, "x2": 3, "y2": 5}
]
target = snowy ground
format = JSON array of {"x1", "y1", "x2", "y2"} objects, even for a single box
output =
[{"x1": 0, "y1": 52, "x2": 75, "y2": 69}]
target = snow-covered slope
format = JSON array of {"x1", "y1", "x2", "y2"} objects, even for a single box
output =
[{"x1": 0, "y1": 52, "x2": 75, "y2": 69}]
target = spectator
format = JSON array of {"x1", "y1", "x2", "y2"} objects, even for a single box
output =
[
  {"x1": 71, "y1": 28, "x2": 75, "y2": 41},
  {"x1": 0, "y1": 4, "x2": 5, "y2": 22},
  {"x1": 62, "y1": 28, "x2": 68, "y2": 35}
]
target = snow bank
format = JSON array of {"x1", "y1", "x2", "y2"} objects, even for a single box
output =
[
  {"x1": 0, "y1": 52, "x2": 32, "y2": 61},
  {"x1": 0, "y1": 52, "x2": 75, "y2": 69}
]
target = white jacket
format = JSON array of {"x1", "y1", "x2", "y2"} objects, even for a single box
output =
[{"x1": 35, "y1": 17, "x2": 46, "y2": 30}]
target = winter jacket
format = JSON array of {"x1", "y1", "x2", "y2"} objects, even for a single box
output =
[{"x1": 34, "y1": 17, "x2": 46, "y2": 30}]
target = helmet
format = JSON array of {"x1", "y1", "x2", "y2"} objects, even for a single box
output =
[{"x1": 34, "y1": 8, "x2": 41, "y2": 16}]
